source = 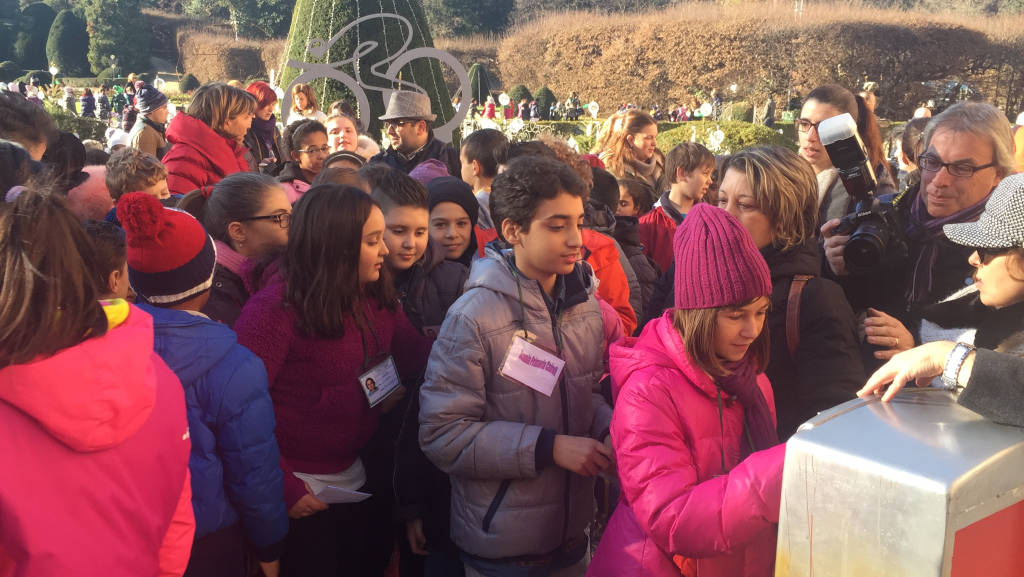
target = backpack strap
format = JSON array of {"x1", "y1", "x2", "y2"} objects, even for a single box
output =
[{"x1": 786, "y1": 275, "x2": 814, "y2": 360}]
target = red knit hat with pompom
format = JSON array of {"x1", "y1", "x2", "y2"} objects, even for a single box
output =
[{"x1": 116, "y1": 192, "x2": 216, "y2": 305}]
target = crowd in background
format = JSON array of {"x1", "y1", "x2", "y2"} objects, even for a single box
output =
[{"x1": 3, "y1": 73, "x2": 1024, "y2": 577}]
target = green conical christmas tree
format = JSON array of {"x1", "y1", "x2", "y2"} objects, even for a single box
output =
[{"x1": 279, "y1": 0, "x2": 465, "y2": 142}]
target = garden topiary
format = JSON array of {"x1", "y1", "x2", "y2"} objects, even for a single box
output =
[
  {"x1": 19, "y1": 69, "x2": 52, "y2": 86},
  {"x1": 280, "y1": 0, "x2": 457, "y2": 141},
  {"x1": 179, "y1": 73, "x2": 200, "y2": 93},
  {"x1": 46, "y1": 10, "x2": 91, "y2": 77},
  {"x1": 85, "y1": 0, "x2": 150, "y2": 75},
  {"x1": 0, "y1": 61, "x2": 22, "y2": 83},
  {"x1": 534, "y1": 86, "x2": 557, "y2": 120},
  {"x1": 507, "y1": 84, "x2": 532, "y2": 106},
  {"x1": 467, "y1": 63, "x2": 492, "y2": 104},
  {"x1": 14, "y1": 3, "x2": 56, "y2": 70}
]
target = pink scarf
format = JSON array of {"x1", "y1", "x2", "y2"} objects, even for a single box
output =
[{"x1": 214, "y1": 239, "x2": 248, "y2": 277}]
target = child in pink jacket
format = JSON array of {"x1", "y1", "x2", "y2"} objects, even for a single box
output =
[{"x1": 589, "y1": 204, "x2": 787, "y2": 577}]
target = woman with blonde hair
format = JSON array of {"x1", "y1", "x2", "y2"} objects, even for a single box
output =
[
  {"x1": 716, "y1": 146, "x2": 864, "y2": 438},
  {"x1": 592, "y1": 109, "x2": 664, "y2": 191},
  {"x1": 287, "y1": 83, "x2": 327, "y2": 125},
  {"x1": 163, "y1": 82, "x2": 256, "y2": 194}
]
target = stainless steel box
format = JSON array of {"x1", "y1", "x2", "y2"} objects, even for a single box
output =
[{"x1": 776, "y1": 389, "x2": 1024, "y2": 577}]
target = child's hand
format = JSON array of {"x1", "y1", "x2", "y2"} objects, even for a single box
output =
[
  {"x1": 553, "y1": 435, "x2": 612, "y2": 476},
  {"x1": 288, "y1": 482, "x2": 328, "y2": 519},
  {"x1": 406, "y1": 518, "x2": 428, "y2": 555}
]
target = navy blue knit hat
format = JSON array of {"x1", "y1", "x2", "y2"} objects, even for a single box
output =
[{"x1": 136, "y1": 84, "x2": 168, "y2": 115}]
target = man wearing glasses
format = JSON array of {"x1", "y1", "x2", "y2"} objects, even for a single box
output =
[
  {"x1": 821, "y1": 101, "x2": 1016, "y2": 365},
  {"x1": 372, "y1": 90, "x2": 461, "y2": 178}
]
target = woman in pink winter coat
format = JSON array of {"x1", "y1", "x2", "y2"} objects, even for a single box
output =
[{"x1": 589, "y1": 203, "x2": 787, "y2": 577}]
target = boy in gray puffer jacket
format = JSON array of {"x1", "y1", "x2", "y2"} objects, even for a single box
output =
[{"x1": 419, "y1": 156, "x2": 613, "y2": 577}]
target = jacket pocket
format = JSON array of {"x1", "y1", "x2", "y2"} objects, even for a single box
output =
[{"x1": 481, "y1": 479, "x2": 512, "y2": 533}]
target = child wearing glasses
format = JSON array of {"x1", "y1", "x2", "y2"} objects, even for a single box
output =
[
  {"x1": 279, "y1": 119, "x2": 330, "y2": 203},
  {"x1": 179, "y1": 172, "x2": 291, "y2": 327},
  {"x1": 117, "y1": 191, "x2": 290, "y2": 577}
]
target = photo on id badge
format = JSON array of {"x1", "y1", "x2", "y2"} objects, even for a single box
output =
[{"x1": 360, "y1": 356, "x2": 401, "y2": 408}]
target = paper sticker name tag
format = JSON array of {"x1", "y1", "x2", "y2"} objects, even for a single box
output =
[
  {"x1": 499, "y1": 336, "x2": 565, "y2": 397},
  {"x1": 360, "y1": 356, "x2": 402, "y2": 408}
]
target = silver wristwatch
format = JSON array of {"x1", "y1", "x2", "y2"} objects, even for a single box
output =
[{"x1": 941, "y1": 342, "x2": 976, "y2": 391}]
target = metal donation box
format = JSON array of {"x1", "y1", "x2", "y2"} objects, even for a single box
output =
[{"x1": 776, "y1": 389, "x2": 1024, "y2": 577}]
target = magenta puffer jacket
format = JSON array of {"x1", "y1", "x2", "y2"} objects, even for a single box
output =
[{"x1": 588, "y1": 312, "x2": 786, "y2": 577}]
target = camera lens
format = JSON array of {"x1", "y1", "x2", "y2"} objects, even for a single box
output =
[{"x1": 844, "y1": 220, "x2": 889, "y2": 274}]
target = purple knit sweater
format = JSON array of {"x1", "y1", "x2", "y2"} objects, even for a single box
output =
[{"x1": 234, "y1": 274, "x2": 431, "y2": 507}]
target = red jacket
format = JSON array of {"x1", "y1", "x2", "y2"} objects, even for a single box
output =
[
  {"x1": 589, "y1": 313, "x2": 785, "y2": 577},
  {"x1": 163, "y1": 113, "x2": 251, "y2": 195},
  {"x1": 638, "y1": 205, "x2": 678, "y2": 273},
  {"x1": 582, "y1": 229, "x2": 637, "y2": 335},
  {"x1": 0, "y1": 304, "x2": 194, "y2": 577}
]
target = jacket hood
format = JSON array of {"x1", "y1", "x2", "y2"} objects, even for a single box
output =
[
  {"x1": 166, "y1": 113, "x2": 246, "y2": 170},
  {"x1": 419, "y1": 237, "x2": 448, "y2": 276},
  {"x1": 584, "y1": 201, "x2": 617, "y2": 236},
  {"x1": 609, "y1": 312, "x2": 719, "y2": 403},
  {"x1": 136, "y1": 303, "x2": 239, "y2": 386},
  {"x1": 465, "y1": 244, "x2": 594, "y2": 313},
  {"x1": 276, "y1": 161, "x2": 307, "y2": 184},
  {"x1": 762, "y1": 238, "x2": 821, "y2": 280},
  {"x1": 613, "y1": 215, "x2": 641, "y2": 248},
  {"x1": 0, "y1": 306, "x2": 160, "y2": 452}
]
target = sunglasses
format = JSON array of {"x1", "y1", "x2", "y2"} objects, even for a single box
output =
[{"x1": 975, "y1": 246, "x2": 1013, "y2": 263}]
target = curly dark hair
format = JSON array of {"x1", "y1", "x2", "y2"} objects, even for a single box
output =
[{"x1": 490, "y1": 155, "x2": 589, "y2": 241}]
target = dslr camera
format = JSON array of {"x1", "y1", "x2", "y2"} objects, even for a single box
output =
[{"x1": 818, "y1": 113, "x2": 907, "y2": 275}]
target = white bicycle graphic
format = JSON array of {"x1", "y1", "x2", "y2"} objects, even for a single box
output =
[{"x1": 283, "y1": 13, "x2": 470, "y2": 143}]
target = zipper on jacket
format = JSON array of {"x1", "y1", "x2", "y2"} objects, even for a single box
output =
[
  {"x1": 482, "y1": 479, "x2": 512, "y2": 533},
  {"x1": 553, "y1": 310, "x2": 571, "y2": 546}
]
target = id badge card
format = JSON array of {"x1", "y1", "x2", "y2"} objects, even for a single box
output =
[
  {"x1": 498, "y1": 335, "x2": 566, "y2": 397},
  {"x1": 359, "y1": 356, "x2": 402, "y2": 408}
]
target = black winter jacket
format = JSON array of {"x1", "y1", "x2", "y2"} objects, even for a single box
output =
[
  {"x1": 613, "y1": 215, "x2": 660, "y2": 330},
  {"x1": 243, "y1": 126, "x2": 284, "y2": 176},
  {"x1": 371, "y1": 132, "x2": 462, "y2": 178},
  {"x1": 392, "y1": 239, "x2": 468, "y2": 557},
  {"x1": 763, "y1": 240, "x2": 865, "y2": 439},
  {"x1": 201, "y1": 264, "x2": 250, "y2": 328},
  {"x1": 394, "y1": 239, "x2": 469, "y2": 335}
]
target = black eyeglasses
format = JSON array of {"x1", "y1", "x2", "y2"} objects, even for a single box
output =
[
  {"x1": 975, "y1": 246, "x2": 1013, "y2": 263},
  {"x1": 239, "y1": 213, "x2": 290, "y2": 229},
  {"x1": 918, "y1": 154, "x2": 996, "y2": 178},
  {"x1": 796, "y1": 118, "x2": 822, "y2": 133}
]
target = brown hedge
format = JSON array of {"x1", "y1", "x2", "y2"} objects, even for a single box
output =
[
  {"x1": 498, "y1": 3, "x2": 1024, "y2": 119},
  {"x1": 177, "y1": 30, "x2": 286, "y2": 83}
]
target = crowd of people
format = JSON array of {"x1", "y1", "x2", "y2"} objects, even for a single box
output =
[{"x1": 3, "y1": 72, "x2": 1024, "y2": 577}]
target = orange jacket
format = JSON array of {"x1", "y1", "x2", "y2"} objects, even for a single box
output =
[{"x1": 583, "y1": 229, "x2": 637, "y2": 335}]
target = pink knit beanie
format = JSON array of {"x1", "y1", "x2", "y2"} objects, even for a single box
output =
[{"x1": 673, "y1": 203, "x2": 771, "y2": 310}]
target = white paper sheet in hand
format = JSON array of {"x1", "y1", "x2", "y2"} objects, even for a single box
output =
[
  {"x1": 316, "y1": 484, "x2": 372, "y2": 504},
  {"x1": 305, "y1": 478, "x2": 372, "y2": 504}
]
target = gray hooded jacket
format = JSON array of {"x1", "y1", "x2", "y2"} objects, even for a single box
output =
[{"x1": 418, "y1": 248, "x2": 612, "y2": 560}]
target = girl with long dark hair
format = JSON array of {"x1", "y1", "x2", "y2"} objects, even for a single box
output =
[{"x1": 234, "y1": 184, "x2": 431, "y2": 576}]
